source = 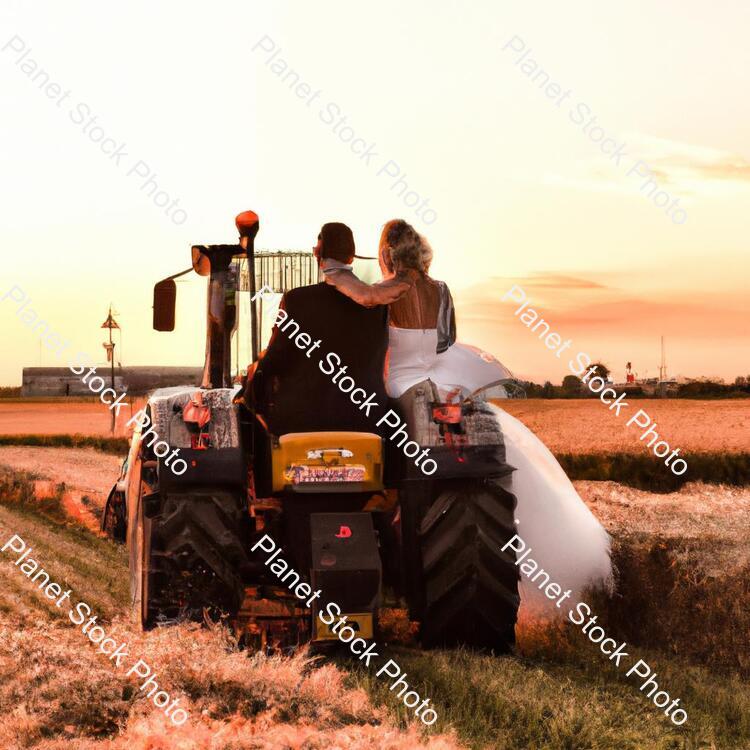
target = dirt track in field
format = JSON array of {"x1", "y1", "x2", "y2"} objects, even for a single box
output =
[{"x1": 0, "y1": 399, "x2": 146, "y2": 436}]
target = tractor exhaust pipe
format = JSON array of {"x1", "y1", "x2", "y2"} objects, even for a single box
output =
[
  {"x1": 195, "y1": 243, "x2": 239, "y2": 389},
  {"x1": 194, "y1": 211, "x2": 260, "y2": 389},
  {"x1": 236, "y1": 211, "x2": 260, "y2": 364}
]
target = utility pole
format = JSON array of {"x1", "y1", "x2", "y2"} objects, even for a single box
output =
[
  {"x1": 659, "y1": 336, "x2": 667, "y2": 381},
  {"x1": 101, "y1": 305, "x2": 120, "y2": 433}
]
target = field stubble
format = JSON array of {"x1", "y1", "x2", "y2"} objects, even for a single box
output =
[
  {"x1": 1, "y1": 398, "x2": 749, "y2": 453},
  {"x1": 0, "y1": 396, "x2": 748, "y2": 748},
  {"x1": 499, "y1": 399, "x2": 750, "y2": 454}
]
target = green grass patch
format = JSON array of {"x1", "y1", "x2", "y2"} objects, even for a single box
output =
[
  {"x1": 342, "y1": 517, "x2": 750, "y2": 748},
  {"x1": 557, "y1": 451, "x2": 750, "y2": 491},
  {"x1": 0, "y1": 433, "x2": 128, "y2": 455},
  {"x1": 342, "y1": 643, "x2": 750, "y2": 750}
]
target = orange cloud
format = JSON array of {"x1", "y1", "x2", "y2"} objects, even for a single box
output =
[
  {"x1": 453, "y1": 273, "x2": 750, "y2": 382},
  {"x1": 503, "y1": 274, "x2": 608, "y2": 290}
]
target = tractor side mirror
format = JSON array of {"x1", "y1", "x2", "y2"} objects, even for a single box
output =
[{"x1": 153, "y1": 279, "x2": 177, "y2": 331}]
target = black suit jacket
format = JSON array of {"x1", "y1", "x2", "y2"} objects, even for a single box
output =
[{"x1": 246, "y1": 283, "x2": 389, "y2": 435}]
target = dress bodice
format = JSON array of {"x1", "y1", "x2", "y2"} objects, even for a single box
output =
[
  {"x1": 386, "y1": 325, "x2": 513, "y2": 399},
  {"x1": 388, "y1": 326, "x2": 440, "y2": 368},
  {"x1": 388, "y1": 276, "x2": 456, "y2": 353}
]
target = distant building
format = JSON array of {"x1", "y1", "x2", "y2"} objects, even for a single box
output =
[{"x1": 21, "y1": 366, "x2": 203, "y2": 397}]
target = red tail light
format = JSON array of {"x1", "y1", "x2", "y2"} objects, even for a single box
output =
[{"x1": 432, "y1": 404, "x2": 462, "y2": 424}]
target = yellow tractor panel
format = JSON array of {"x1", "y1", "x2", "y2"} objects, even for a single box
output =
[
  {"x1": 271, "y1": 432, "x2": 384, "y2": 493},
  {"x1": 314, "y1": 612, "x2": 374, "y2": 641}
]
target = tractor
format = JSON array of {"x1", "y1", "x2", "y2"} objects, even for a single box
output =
[{"x1": 102, "y1": 210, "x2": 520, "y2": 651}]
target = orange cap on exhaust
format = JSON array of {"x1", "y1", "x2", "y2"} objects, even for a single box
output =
[{"x1": 235, "y1": 210, "x2": 260, "y2": 237}]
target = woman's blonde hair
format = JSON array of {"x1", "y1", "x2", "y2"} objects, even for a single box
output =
[{"x1": 379, "y1": 219, "x2": 433, "y2": 274}]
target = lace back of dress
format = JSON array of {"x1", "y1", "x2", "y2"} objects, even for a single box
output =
[{"x1": 389, "y1": 274, "x2": 441, "y2": 329}]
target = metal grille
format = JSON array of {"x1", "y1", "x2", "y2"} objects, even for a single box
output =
[
  {"x1": 233, "y1": 251, "x2": 321, "y2": 370},
  {"x1": 237, "y1": 251, "x2": 321, "y2": 294}
]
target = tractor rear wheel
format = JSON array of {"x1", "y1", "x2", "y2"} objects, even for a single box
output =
[
  {"x1": 417, "y1": 479, "x2": 519, "y2": 651},
  {"x1": 133, "y1": 487, "x2": 249, "y2": 628}
]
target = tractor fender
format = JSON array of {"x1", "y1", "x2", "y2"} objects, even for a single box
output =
[{"x1": 143, "y1": 386, "x2": 245, "y2": 490}]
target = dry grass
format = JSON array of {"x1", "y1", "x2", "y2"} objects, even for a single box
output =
[
  {"x1": 576, "y1": 480, "x2": 750, "y2": 575},
  {"x1": 499, "y1": 399, "x2": 750, "y2": 454},
  {"x1": 342, "y1": 479, "x2": 750, "y2": 748},
  {"x1": 2, "y1": 398, "x2": 748, "y2": 453},
  {"x1": 0, "y1": 615, "x2": 466, "y2": 750},
  {"x1": 0, "y1": 448, "x2": 121, "y2": 494},
  {"x1": 0, "y1": 468, "x2": 464, "y2": 749},
  {"x1": 598, "y1": 539, "x2": 750, "y2": 676},
  {"x1": 2, "y1": 458, "x2": 750, "y2": 748},
  {"x1": 571, "y1": 481, "x2": 750, "y2": 679}
]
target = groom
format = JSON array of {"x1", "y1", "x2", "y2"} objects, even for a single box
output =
[{"x1": 245, "y1": 222, "x2": 398, "y2": 435}]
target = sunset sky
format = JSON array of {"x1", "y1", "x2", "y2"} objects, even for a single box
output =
[{"x1": 1, "y1": 1, "x2": 748, "y2": 385}]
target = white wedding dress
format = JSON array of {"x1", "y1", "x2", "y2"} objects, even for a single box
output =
[{"x1": 387, "y1": 326, "x2": 613, "y2": 617}]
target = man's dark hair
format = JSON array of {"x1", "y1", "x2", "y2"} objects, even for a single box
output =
[{"x1": 319, "y1": 222, "x2": 355, "y2": 263}]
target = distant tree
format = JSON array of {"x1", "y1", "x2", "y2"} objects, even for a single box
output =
[
  {"x1": 735, "y1": 376, "x2": 747, "y2": 387},
  {"x1": 520, "y1": 381, "x2": 543, "y2": 398},
  {"x1": 589, "y1": 362, "x2": 610, "y2": 381},
  {"x1": 562, "y1": 374, "x2": 582, "y2": 395},
  {"x1": 676, "y1": 381, "x2": 745, "y2": 399},
  {"x1": 541, "y1": 381, "x2": 555, "y2": 398}
]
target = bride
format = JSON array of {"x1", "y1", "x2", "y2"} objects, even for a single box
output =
[{"x1": 323, "y1": 219, "x2": 613, "y2": 616}]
